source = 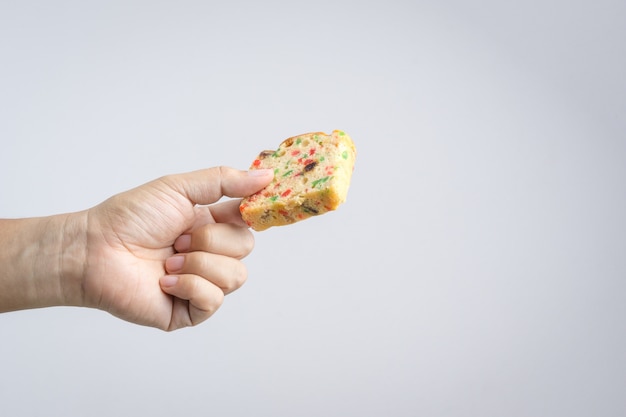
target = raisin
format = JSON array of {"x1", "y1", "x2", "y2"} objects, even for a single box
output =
[
  {"x1": 259, "y1": 150, "x2": 274, "y2": 159},
  {"x1": 301, "y1": 205, "x2": 319, "y2": 215},
  {"x1": 304, "y1": 161, "x2": 318, "y2": 172}
]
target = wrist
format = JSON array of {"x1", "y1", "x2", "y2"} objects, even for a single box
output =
[
  {"x1": 56, "y1": 211, "x2": 89, "y2": 307},
  {"x1": 0, "y1": 212, "x2": 88, "y2": 312}
]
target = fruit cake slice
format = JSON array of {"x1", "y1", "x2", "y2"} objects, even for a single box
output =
[{"x1": 240, "y1": 130, "x2": 356, "y2": 231}]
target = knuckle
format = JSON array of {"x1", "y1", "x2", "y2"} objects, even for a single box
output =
[
  {"x1": 195, "y1": 224, "x2": 215, "y2": 251},
  {"x1": 190, "y1": 288, "x2": 224, "y2": 327},
  {"x1": 224, "y1": 261, "x2": 248, "y2": 294},
  {"x1": 182, "y1": 251, "x2": 200, "y2": 272},
  {"x1": 204, "y1": 289, "x2": 225, "y2": 317},
  {"x1": 190, "y1": 274, "x2": 203, "y2": 294},
  {"x1": 213, "y1": 289, "x2": 225, "y2": 308},
  {"x1": 236, "y1": 229, "x2": 255, "y2": 258}
]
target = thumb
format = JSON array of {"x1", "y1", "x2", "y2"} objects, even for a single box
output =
[{"x1": 160, "y1": 166, "x2": 274, "y2": 206}]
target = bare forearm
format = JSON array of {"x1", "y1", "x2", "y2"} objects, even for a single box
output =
[{"x1": 0, "y1": 212, "x2": 87, "y2": 312}]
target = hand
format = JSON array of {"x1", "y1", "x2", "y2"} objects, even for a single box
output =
[{"x1": 79, "y1": 167, "x2": 273, "y2": 330}]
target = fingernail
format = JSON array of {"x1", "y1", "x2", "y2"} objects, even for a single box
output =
[
  {"x1": 165, "y1": 255, "x2": 184, "y2": 272},
  {"x1": 248, "y1": 168, "x2": 273, "y2": 177},
  {"x1": 174, "y1": 234, "x2": 191, "y2": 252},
  {"x1": 160, "y1": 275, "x2": 179, "y2": 287}
]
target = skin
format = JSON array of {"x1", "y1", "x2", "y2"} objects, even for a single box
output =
[{"x1": 0, "y1": 166, "x2": 274, "y2": 331}]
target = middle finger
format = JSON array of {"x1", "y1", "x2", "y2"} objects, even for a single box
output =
[{"x1": 165, "y1": 252, "x2": 248, "y2": 295}]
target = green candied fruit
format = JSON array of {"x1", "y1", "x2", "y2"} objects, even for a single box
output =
[
  {"x1": 282, "y1": 169, "x2": 293, "y2": 177},
  {"x1": 311, "y1": 176, "x2": 331, "y2": 189},
  {"x1": 269, "y1": 195, "x2": 279, "y2": 202},
  {"x1": 342, "y1": 150, "x2": 349, "y2": 160},
  {"x1": 274, "y1": 168, "x2": 280, "y2": 175},
  {"x1": 296, "y1": 137, "x2": 302, "y2": 145},
  {"x1": 338, "y1": 131, "x2": 345, "y2": 136},
  {"x1": 319, "y1": 156, "x2": 325, "y2": 162}
]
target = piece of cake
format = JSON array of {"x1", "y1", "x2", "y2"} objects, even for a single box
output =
[{"x1": 240, "y1": 130, "x2": 356, "y2": 231}]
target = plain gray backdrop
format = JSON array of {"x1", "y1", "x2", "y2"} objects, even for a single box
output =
[{"x1": 1, "y1": 1, "x2": 625, "y2": 416}]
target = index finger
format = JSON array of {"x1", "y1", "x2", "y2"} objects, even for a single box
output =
[{"x1": 208, "y1": 199, "x2": 248, "y2": 226}]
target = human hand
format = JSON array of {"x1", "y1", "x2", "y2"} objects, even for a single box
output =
[{"x1": 79, "y1": 167, "x2": 273, "y2": 330}]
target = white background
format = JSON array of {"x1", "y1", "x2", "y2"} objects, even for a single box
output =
[{"x1": 1, "y1": 1, "x2": 625, "y2": 416}]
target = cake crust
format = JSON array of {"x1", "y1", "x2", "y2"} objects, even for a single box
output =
[{"x1": 240, "y1": 130, "x2": 356, "y2": 231}]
